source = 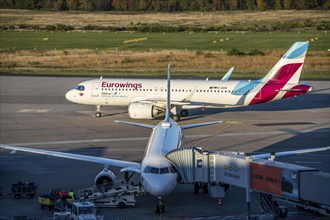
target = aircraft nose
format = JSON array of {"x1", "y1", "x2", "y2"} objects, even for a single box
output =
[
  {"x1": 142, "y1": 174, "x2": 177, "y2": 196},
  {"x1": 65, "y1": 90, "x2": 76, "y2": 102}
]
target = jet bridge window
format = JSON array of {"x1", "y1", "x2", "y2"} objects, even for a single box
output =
[{"x1": 75, "y1": 85, "x2": 85, "y2": 91}]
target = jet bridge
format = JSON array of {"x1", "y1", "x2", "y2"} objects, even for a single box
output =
[
  {"x1": 166, "y1": 147, "x2": 330, "y2": 218},
  {"x1": 166, "y1": 147, "x2": 249, "y2": 188}
]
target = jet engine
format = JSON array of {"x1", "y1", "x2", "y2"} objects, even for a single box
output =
[
  {"x1": 94, "y1": 169, "x2": 116, "y2": 189},
  {"x1": 128, "y1": 102, "x2": 162, "y2": 119}
]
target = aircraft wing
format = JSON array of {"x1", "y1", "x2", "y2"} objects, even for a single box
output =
[
  {"x1": 251, "y1": 146, "x2": 330, "y2": 160},
  {"x1": 0, "y1": 144, "x2": 141, "y2": 170}
]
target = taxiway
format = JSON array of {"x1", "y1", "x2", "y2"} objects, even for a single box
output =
[{"x1": 0, "y1": 76, "x2": 329, "y2": 219}]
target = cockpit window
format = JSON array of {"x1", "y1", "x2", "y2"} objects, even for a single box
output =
[
  {"x1": 160, "y1": 167, "x2": 169, "y2": 174},
  {"x1": 143, "y1": 166, "x2": 174, "y2": 174},
  {"x1": 150, "y1": 167, "x2": 159, "y2": 174},
  {"x1": 143, "y1": 166, "x2": 151, "y2": 173},
  {"x1": 75, "y1": 85, "x2": 85, "y2": 91}
]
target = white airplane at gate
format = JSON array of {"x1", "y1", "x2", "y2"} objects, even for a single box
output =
[
  {"x1": 66, "y1": 42, "x2": 312, "y2": 121},
  {"x1": 1, "y1": 64, "x2": 329, "y2": 213}
]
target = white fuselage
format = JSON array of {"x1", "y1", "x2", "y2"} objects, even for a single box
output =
[
  {"x1": 140, "y1": 119, "x2": 182, "y2": 196},
  {"x1": 65, "y1": 78, "x2": 262, "y2": 108}
]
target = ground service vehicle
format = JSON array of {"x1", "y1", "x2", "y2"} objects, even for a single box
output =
[
  {"x1": 53, "y1": 201, "x2": 103, "y2": 220},
  {"x1": 11, "y1": 182, "x2": 37, "y2": 199}
]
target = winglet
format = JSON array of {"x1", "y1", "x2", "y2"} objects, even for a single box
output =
[
  {"x1": 164, "y1": 64, "x2": 171, "y2": 123},
  {"x1": 221, "y1": 67, "x2": 234, "y2": 81}
]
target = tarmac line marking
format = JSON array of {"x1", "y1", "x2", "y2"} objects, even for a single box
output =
[
  {"x1": 5, "y1": 129, "x2": 329, "y2": 147},
  {"x1": 17, "y1": 108, "x2": 50, "y2": 113}
]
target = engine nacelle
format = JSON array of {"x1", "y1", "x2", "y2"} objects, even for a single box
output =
[
  {"x1": 128, "y1": 102, "x2": 161, "y2": 119},
  {"x1": 94, "y1": 169, "x2": 116, "y2": 189}
]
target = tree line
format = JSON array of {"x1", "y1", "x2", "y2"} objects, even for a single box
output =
[{"x1": 1, "y1": 0, "x2": 329, "y2": 11}]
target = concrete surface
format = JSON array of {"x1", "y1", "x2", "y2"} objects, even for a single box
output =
[{"x1": 0, "y1": 76, "x2": 329, "y2": 220}]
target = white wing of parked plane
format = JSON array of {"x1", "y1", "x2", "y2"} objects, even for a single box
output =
[
  {"x1": 250, "y1": 146, "x2": 330, "y2": 160},
  {"x1": 0, "y1": 144, "x2": 141, "y2": 170}
]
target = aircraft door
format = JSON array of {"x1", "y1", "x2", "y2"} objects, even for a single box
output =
[
  {"x1": 92, "y1": 82, "x2": 100, "y2": 97},
  {"x1": 154, "y1": 87, "x2": 158, "y2": 95}
]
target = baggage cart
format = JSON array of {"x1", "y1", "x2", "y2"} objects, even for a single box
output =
[{"x1": 11, "y1": 182, "x2": 37, "y2": 199}]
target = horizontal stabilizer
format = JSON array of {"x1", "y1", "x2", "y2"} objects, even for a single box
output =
[
  {"x1": 181, "y1": 121, "x2": 222, "y2": 130},
  {"x1": 115, "y1": 120, "x2": 155, "y2": 129},
  {"x1": 251, "y1": 146, "x2": 330, "y2": 160}
]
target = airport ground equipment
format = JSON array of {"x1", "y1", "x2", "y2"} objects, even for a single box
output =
[
  {"x1": 39, "y1": 189, "x2": 74, "y2": 211},
  {"x1": 77, "y1": 181, "x2": 145, "y2": 208},
  {"x1": 166, "y1": 147, "x2": 330, "y2": 218},
  {"x1": 52, "y1": 200, "x2": 104, "y2": 220},
  {"x1": 11, "y1": 182, "x2": 37, "y2": 199}
]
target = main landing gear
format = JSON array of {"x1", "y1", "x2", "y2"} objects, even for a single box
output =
[
  {"x1": 95, "y1": 105, "x2": 102, "y2": 118},
  {"x1": 194, "y1": 183, "x2": 208, "y2": 194},
  {"x1": 180, "y1": 109, "x2": 189, "y2": 117},
  {"x1": 171, "y1": 108, "x2": 189, "y2": 122},
  {"x1": 156, "y1": 196, "x2": 165, "y2": 214}
]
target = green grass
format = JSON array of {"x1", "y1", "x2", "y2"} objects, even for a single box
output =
[{"x1": 1, "y1": 31, "x2": 329, "y2": 51}]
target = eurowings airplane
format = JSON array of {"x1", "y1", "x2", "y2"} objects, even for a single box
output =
[
  {"x1": 1, "y1": 64, "x2": 327, "y2": 213},
  {"x1": 66, "y1": 42, "x2": 312, "y2": 121}
]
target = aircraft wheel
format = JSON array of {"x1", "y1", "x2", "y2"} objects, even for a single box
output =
[
  {"x1": 117, "y1": 201, "x2": 126, "y2": 209},
  {"x1": 156, "y1": 198, "x2": 165, "y2": 213},
  {"x1": 172, "y1": 114, "x2": 180, "y2": 122},
  {"x1": 180, "y1": 109, "x2": 189, "y2": 117},
  {"x1": 202, "y1": 184, "x2": 208, "y2": 194},
  {"x1": 95, "y1": 112, "x2": 101, "y2": 118},
  {"x1": 194, "y1": 183, "x2": 200, "y2": 194}
]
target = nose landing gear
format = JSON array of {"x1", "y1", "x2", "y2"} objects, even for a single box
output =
[
  {"x1": 95, "y1": 105, "x2": 102, "y2": 118},
  {"x1": 156, "y1": 196, "x2": 165, "y2": 214}
]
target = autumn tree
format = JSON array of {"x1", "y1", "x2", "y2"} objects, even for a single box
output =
[{"x1": 256, "y1": 0, "x2": 267, "y2": 10}]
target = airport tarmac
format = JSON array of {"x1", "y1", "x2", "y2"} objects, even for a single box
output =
[{"x1": 0, "y1": 76, "x2": 329, "y2": 220}]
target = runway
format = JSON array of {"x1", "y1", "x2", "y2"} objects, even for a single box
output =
[{"x1": 0, "y1": 76, "x2": 329, "y2": 219}]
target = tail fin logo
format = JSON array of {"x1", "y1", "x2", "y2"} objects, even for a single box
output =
[
  {"x1": 263, "y1": 42, "x2": 309, "y2": 84},
  {"x1": 271, "y1": 63, "x2": 303, "y2": 83},
  {"x1": 282, "y1": 42, "x2": 309, "y2": 59}
]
